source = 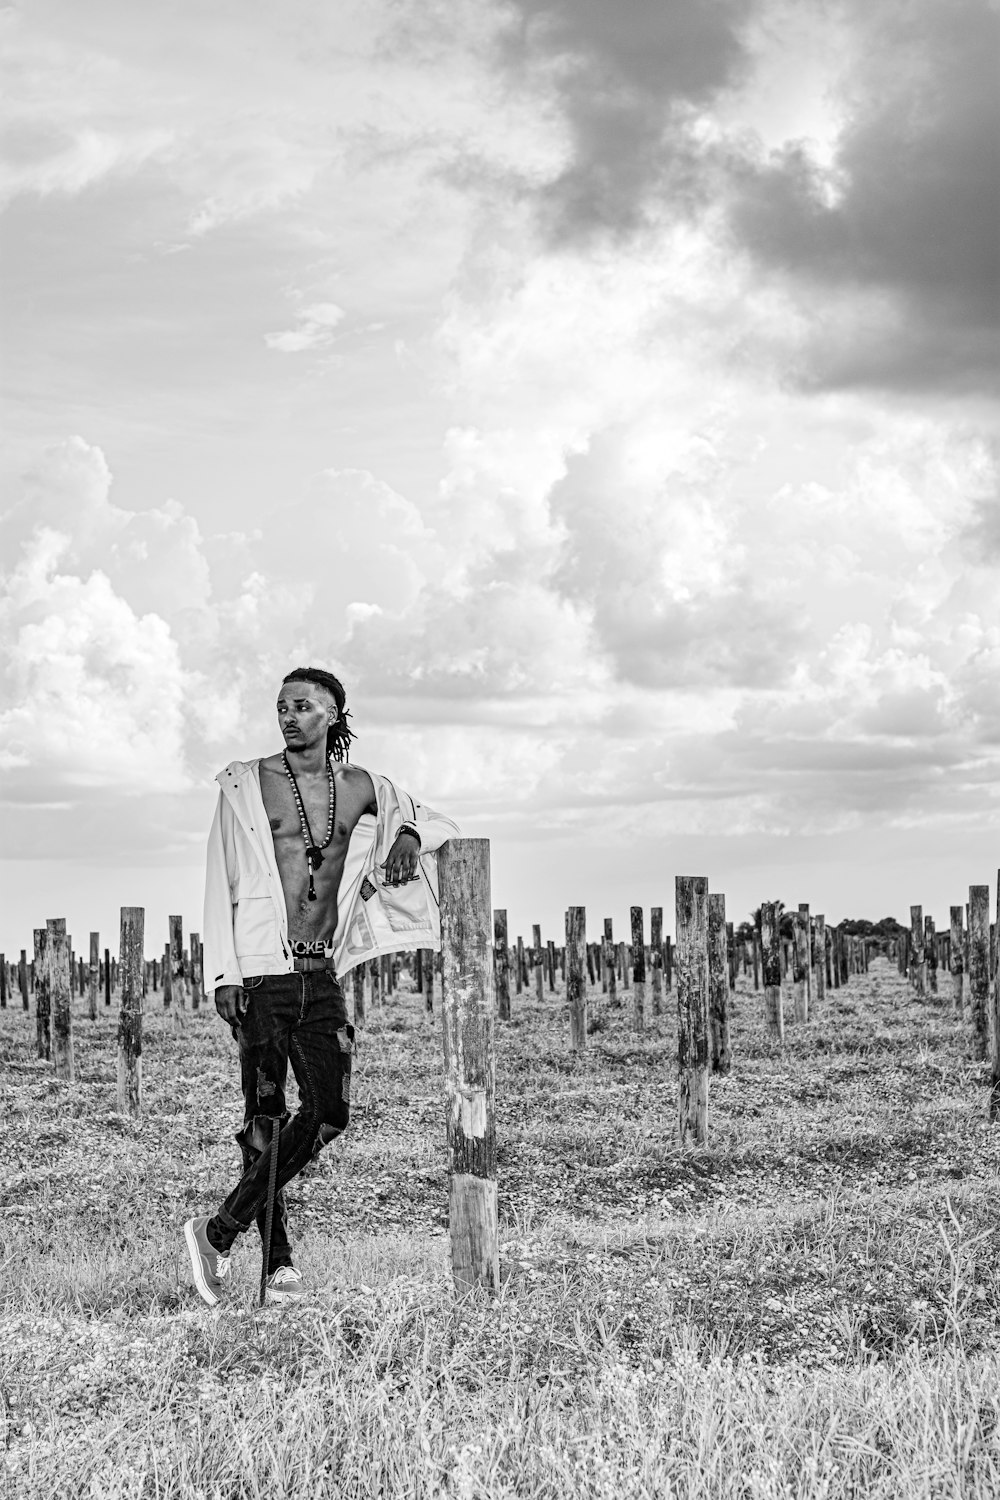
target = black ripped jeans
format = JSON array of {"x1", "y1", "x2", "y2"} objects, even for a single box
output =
[{"x1": 214, "y1": 969, "x2": 353, "y2": 1263}]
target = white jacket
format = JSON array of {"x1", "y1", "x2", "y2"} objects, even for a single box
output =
[{"x1": 202, "y1": 759, "x2": 461, "y2": 993}]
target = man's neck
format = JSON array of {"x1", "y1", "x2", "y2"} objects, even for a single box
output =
[{"x1": 283, "y1": 743, "x2": 329, "y2": 775}]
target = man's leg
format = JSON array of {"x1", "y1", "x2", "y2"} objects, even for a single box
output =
[{"x1": 208, "y1": 971, "x2": 352, "y2": 1253}]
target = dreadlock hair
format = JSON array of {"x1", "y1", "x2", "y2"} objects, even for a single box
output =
[{"x1": 281, "y1": 666, "x2": 357, "y2": 763}]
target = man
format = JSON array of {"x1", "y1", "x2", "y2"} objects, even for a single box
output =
[{"x1": 184, "y1": 665, "x2": 459, "y2": 1306}]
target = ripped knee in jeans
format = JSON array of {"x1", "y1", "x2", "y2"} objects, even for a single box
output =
[
  {"x1": 310, "y1": 1121, "x2": 343, "y2": 1158},
  {"x1": 236, "y1": 1111, "x2": 288, "y2": 1161}
]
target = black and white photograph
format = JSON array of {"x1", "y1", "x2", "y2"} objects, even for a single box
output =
[{"x1": 1, "y1": 0, "x2": 998, "y2": 1494}]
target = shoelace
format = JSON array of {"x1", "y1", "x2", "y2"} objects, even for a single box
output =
[
  {"x1": 215, "y1": 1256, "x2": 231, "y2": 1279},
  {"x1": 270, "y1": 1267, "x2": 301, "y2": 1285}
]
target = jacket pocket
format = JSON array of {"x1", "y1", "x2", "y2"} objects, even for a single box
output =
[{"x1": 233, "y1": 896, "x2": 277, "y2": 958}]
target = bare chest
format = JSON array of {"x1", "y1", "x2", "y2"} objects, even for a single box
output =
[{"x1": 261, "y1": 767, "x2": 349, "y2": 853}]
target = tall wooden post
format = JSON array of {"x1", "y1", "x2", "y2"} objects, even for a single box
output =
[
  {"x1": 532, "y1": 924, "x2": 543, "y2": 1002},
  {"x1": 48, "y1": 918, "x2": 73, "y2": 1082},
  {"x1": 34, "y1": 928, "x2": 50, "y2": 1059},
  {"x1": 675, "y1": 877, "x2": 709, "y2": 1145},
  {"x1": 726, "y1": 921, "x2": 736, "y2": 991},
  {"x1": 515, "y1": 936, "x2": 523, "y2": 995},
  {"x1": 924, "y1": 917, "x2": 938, "y2": 997},
  {"x1": 760, "y1": 903, "x2": 784, "y2": 1042},
  {"x1": 493, "y1": 910, "x2": 510, "y2": 1021},
  {"x1": 650, "y1": 907, "x2": 663, "y2": 1016},
  {"x1": 87, "y1": 933, "x2": 99, "y2": 1021},
  {"x1": 814, "y1": 915, "x2": 826, "y2": 1010},
  {"x1": 439, "y1": 839, "x2": 498, "y2": 1296},
  {"x1": 117, "y1": 907, "x2": 144, "y2": 1115},
  {"x1": 603, "y1": 918, "x2": 617, "y2": 1007},
  {"x1": 968, "y1": 885, "x2": 990, "y2": 1062},
  {"x1": 618, "y1": 940, "x2": 628, "y2": 990},
  {"x1": 168, "y1": 915, "x2": 186, "y2": 1010},
  {"x1": 190, "y1": 932, "x2": 203, "y2": 1010},
  {"x1": 752, "y1": 930, "x2": 761, "y2": 991},
  {"x1": 104, "y1": 947, "x2": 111, "y2": 1006},
  {"x1": 352, "y1": 963, "x2": 366, "y2": 1028},
  {"x1": 793, "y1": 904, "x2": 810, "y2": 1022},
  {"x1": 950, "y1": 905, "x2": 965, "y2": 1013},
  {"x1": 708, "y1": 893, "x2": 731, "y2": 1074},
  {"x1": 630, "y1": 906, "x2": 646, "y2": 1029},
  {"x1": 0, "y1": 956, "x2": 5, "y2": 1009},
  {"x1": 19, "y1": 950, "x2": 29, "y2": 1010},
  {"x1": 991, "y1": 877, "x2": 1000, "y2": 1121},
  {"x1": 547, "y1": 939, "x2": 556, "y2": 992},
  {"x1": 566, "y1": 906, "x2": 587, "y2": 1052},
  {"x1": 909, "y1": 906, "x2": 925, "y2": 995},
  {"x1": 664, "y1": 935, "x2": 673, "y2": 991},
  {"x1": 162, "y1": 943, "x2": 172, "y2": 1010}
]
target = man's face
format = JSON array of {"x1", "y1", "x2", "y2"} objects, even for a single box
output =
[{"x1": 276, "y1": 680, "x2": 335, "y2": 752}]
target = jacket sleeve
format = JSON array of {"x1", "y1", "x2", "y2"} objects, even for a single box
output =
[
  {"x1": 202, "y1": 791, "x2": 243, "y2": 995},
  {"x1": 397, "y1": 787, "x2": 461, "y2": 853}
]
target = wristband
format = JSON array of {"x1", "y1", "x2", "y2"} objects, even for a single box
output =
[{"x1": 398, "y1": 823, "x2": 421, "y2": 849}]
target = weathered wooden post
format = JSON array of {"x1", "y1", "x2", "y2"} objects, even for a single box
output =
[
  {"x1": 162, "y1": 942, "x2": 172, "y2": 1011},
  {"x1": 676, "y1": 878, "x2": 709, "y2": 1144},
  {"x1": 664, "y1": 934, "x2": 673, "y2": 991},
  {"x1": 650, "y1": 907, "x2": 663, "y2": 1016},
  {"x1": 814, "y1": 915, "x2": 826, "y2": 1010},
  {"x1": 909, "y1": 906, "x2": 925, "y2": 995},
  {"x1": 586, "y1": 942, "x2": 596, "y2": 987},
  {"x1": 515, "y1": 936, "x2": 524, "y2": 995},
  {"x1": 190, "y1": 932, "x2": 203, "y2": 1010},
  {"x1": 793, "y1": 904, "x2": 810, "y2": 1022},
  {"x1": 968, "y1": 885, "x2": 990, "y2": 1062},
  {"x1": 760, "y1": 902, "x2": 784, "y2": 1043},
  {"x1": 603, "y1": 918, "x2": 617, "y2": 1007},
  {"x1": 566, "y1": 906, "x2": 587, "y2": 1051},
  {"x1": 116, "y1": 907, "x2": 144, "y2": 1115},
  {"x1": 104, "y1": 946, "x2": 111, "y2": 1007},
  {"x1": 708, "y1": 893, "x2": 731, "y2": 1074},
  {"x1": 19, "y1": 950, "x2": 29, "y2": 1011},
  {"x1": 48, "y1": 918, "x2": 73, "y2": 1082},
  {"x1": 352, "y1": 963, "x2": 366, "y2": 1028},
  {"x1": 439, "y1": 839, "x2": 498, "y2": 1296},
  {"x1": 87, "y1": 933, "x2": 99, "y2": 1021},
  {"x1": 168, "y1": 915, "x2": 186, "y2": 1010},
  {"x1": 531, "y1": 924, "x2": 543, "y2": 1002},
  {"x1": 493, "y1": 910, "x2": 510, "y2": 1021},
  {"x1": 726, "y1": 921, "x2": 736, "y2": 991},
  {"x1": 949, "y1": 905, "x2": 965, "y2": 1013},
  {"x1": 369, "y1": 955, "x2": 382, "y2": 1009},
  {"x1": 925, "y1": 917, "x2": 938, "y2": 996},
  {"x1": 991, "y1": 877, "x2": 1000, "y2": 1121},
  {"x1": 618, "y1": 939, "x2": 628, "y2": 990},
  {"x1": 752, "y1": 929, "x2": 761, "y2": 991},
  {"x1": 547, "y1": 939, "x2": 556, "y2": 992},
  {"x1": 34, "y1": 928, "x2": 50, "y2": 1059},
  {"x1": 630, "y1": 906, "x2": 646, "y2": 1029}
]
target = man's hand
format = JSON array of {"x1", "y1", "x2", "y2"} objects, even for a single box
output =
[
  {"x1": 214, "y1": 984, "x2": 246, "y2": 1029},
  {"x1": 381, "y1": 830, "x2": 420, "y2": 887}
]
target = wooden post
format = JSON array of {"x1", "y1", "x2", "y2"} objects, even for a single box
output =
[
  {"x1": 168, "y1": 915, "x2": 186, "y2": 1010},
  {"x1": 909, "y1": 906, "x2": 925, "y2": 995},
  {"x1": 439, "y1": 839, "x2": 498, "y2": 1296},
  {"x1": 760, "y1": 902, "x2": 784, "y2": 1043},
  {"x1": 726, "y1": 921, "x2": 736, "y2": 991},
  {"x1": 814, "y1": 915, "x2": 826, "y2": 1010},
  {"x1": 752, "y1": 929, "x2": 761, "y2": 991},
  {"x1": 492, "y1": 910, "x2": 511, "y2": 1021},
  {"x1": 793, "y1": 904, "x2": 810, "y2": 1022},
  {"x1": 586, "y1": 942, "x2": 595, "y2": 986},
  {"x1": 116, "y1": 907, "x2": 144, "y2": 1115},
  {"x1": 515, "y1": 936, "x2": 524, "y2": 995},
  {"x1": 991, "y1": 876, "x2": 1000, "y2": 1121},
  {"x1": 352, "y1": 963, "x2": 366, "y2": 1028},
  {"x1": 531, "y1": 924, "x2": 543, "y2": 1002},
  {"x1": 566, "y1": 906, "x2": 587, "y2": 1052},
  {"x1": 925, "y1": 917, "x2": 938, "y2": 997},
  {"x1": 162, "y1": 943, "x2": 172, "y2": 1010},
  {"x1": 603, "y1": 919, "x2": 617, "y2": 1007},
  {"x1": 664, "y1": 934, "x2": 673, "y2": 991},
  {"x1": 968, "y1": 885, "x2": 990, "y2": 1062},
  {"x1": 676, "y1": 877, "x2": 709, "y2": 1145},
  {"x1": 630, "y1": 906, "x2": 646, "y2": 1029},
  {"x1": 19, "y1": 950, "x2": 29, "y2": 1011},
  {"x1": 34, "y1": 928, "x2": 50, "y2": 1059},
  {"x1": 950, "y1": 905, "x2": 965, "y2": 1013},
  {"x1": 48, "y1": 918, "x2": 73, "y2": 1082},
  {"x1": 618, "y1": 939, "x2": 628, "y2": 991},
  {"x1": 190, "y1": 932, "x2": 203, "y2": 1010},
  {"x1": 547, "y1": 939, "x2": 556, "y2": 992},
  {"x1": 87, "y1": 932, "x2": 99, "y2": 1021},
  {"x1": 104, "y1": 947, "x2": 111, "y2": 1007},
  {"x1": 708, "y1": 893, "x2": 731, "y2": 1074},
  {"x1": 650, "y1": 907, "x2": 663, "y2": 1016},
  {"x1": 0, "y1": 955, "x2": 5, "y2": 1010},
  {"x1": 369, "y1": 955, "x2": 382, "y2": 1009}
]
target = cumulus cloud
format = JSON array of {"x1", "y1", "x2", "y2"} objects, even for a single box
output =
[
  {"x1": 264, "y1": 302, "x2": 346, "y2": 353},
  {"x1": 727, "y1": 0, "x2": 1000, "y2": 394}
]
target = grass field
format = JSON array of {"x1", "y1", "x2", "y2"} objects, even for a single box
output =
[{"x1": 2, "y1": 958, "x2": 999, "y2": 1498}]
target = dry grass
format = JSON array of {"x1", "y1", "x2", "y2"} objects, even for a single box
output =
[{"x1": 2, "y1": 958, "x2": 999, "y2": 1497}]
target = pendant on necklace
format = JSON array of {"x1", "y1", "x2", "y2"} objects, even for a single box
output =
[{"x1": 306, "y1": 846, "x2": 325, "y2": 868}]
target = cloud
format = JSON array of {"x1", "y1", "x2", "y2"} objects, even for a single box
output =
[
  {"x1": 494, "y1": 0, "x2": 752, "y2": 243},
  {"x1": 264, "y1": 302, "x2": 346, "y2": 354},
  {"x1": 727, "y1": 0, "x2": 1000, "y2": 394}
]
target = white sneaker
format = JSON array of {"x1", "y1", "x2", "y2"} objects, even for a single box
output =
[
  {"x1": 184, "y1": 1216, "x2": 232, "y2": 1307},
  {"x1": 265, "y1": 1265, "x2": 306, "y2": 1303}
]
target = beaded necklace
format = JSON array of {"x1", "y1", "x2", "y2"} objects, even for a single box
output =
[{"x1": 282, "y1": 751, "x2": 336, "y2": 902}]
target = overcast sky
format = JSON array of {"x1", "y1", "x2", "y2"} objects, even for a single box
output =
[{"x1": 1, "y1": 0, "x2": 998, "y2": 959}]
